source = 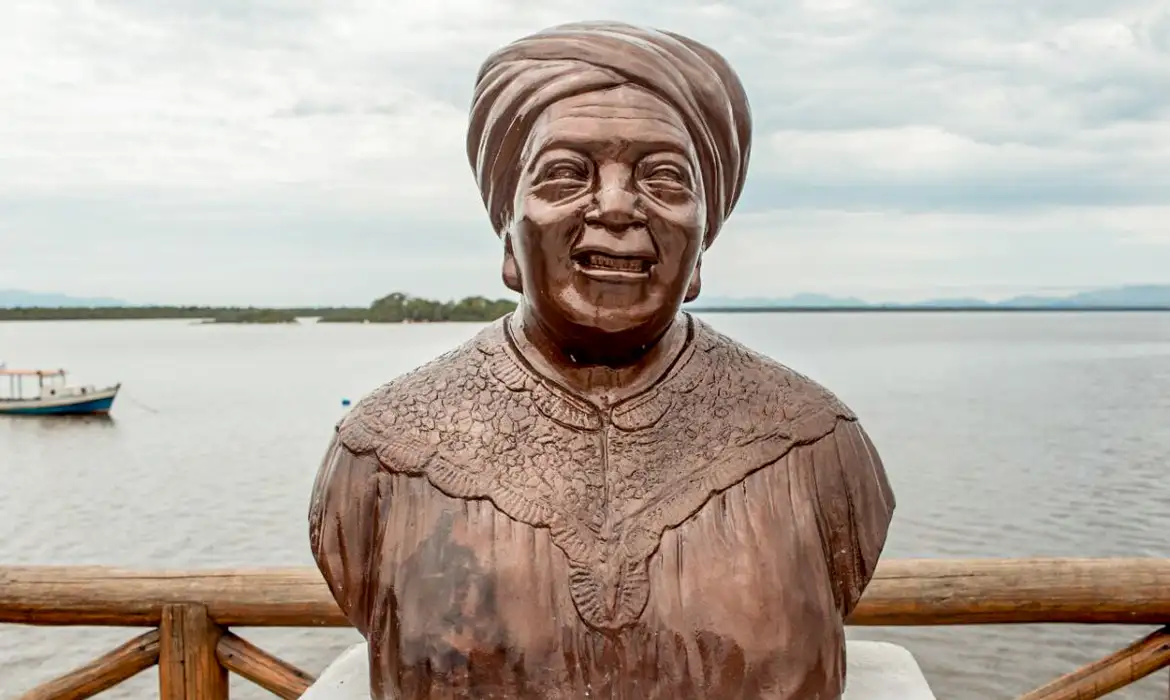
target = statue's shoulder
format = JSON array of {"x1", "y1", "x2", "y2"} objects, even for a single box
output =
[
  {"x1": 335, "y1": 318, "x2": 508, "y2": 458},
  {"x1": 688, "y1": 316, "x2": 857, "y2": 423}
]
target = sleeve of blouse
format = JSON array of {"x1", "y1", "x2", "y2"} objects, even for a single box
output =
[
  {"x1": 308, "y1": 432, "x2": 384, "y2": 637},
  {"x1": 810, "y1": 418, "x2": 896, "y2": 619}
]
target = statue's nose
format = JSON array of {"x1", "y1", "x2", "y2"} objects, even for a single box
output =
[{"x1": 587, "y1": 165, "x2": 646, "y2": 232}]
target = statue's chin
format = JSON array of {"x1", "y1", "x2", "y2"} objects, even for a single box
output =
[
  {"x1": 553, "y1": 308, "x2": 679, "y2": 362},
  {"x1": 557, "y1": 297, "x2": 657, "y2": 329},
  {"x1": 516, "y1": 288, "x2": 683, "y2": 360}
]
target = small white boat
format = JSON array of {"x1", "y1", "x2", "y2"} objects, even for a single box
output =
[{"x1": 0, "y1": 368, "x2": 120, "y2": 416}]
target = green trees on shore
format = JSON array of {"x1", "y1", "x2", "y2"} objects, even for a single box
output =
[{"x1": 318, "y1": 293, "x2": 516, "y2": 324}]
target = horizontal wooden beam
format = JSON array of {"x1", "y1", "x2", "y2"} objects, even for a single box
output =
[
  {"x1": 3, "y1": 558, "x2": 1170, "y2": 628},
  {"x1": 0, "y1": 567, "x2": 341, "y2": 627},
  {"x1": 849, "y1": 558, "x2": 1170, "y2": 626}
]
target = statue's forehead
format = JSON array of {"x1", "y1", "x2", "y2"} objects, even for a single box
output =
[
  {"x1": 544, "y1": 86, "x2": 682, "y2": 121},
  {"x1": 523, "y1": 86, "x2": 693, "y2": 160}
]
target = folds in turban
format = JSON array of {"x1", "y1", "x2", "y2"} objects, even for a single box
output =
[{"x1": 466, "y1": 21, "x2": 753, "y2": 249}]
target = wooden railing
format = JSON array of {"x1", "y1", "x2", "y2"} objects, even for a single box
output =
[{"x1": 3, "y1": 558, "x2": 1170, "y2": 699}]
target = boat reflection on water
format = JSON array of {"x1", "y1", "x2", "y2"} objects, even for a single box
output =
[{"x1": 6, "y1": 413, "x2": 118, "y2": 430}]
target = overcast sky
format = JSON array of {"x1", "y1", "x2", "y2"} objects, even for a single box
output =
[{"x1": 1, "y1": 0, "x2": 1167, "y2": 305}]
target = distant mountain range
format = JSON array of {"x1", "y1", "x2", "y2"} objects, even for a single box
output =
[
  {"x1": 691, "y1": 285, "x2": 1170, "y2": 310},
  {"x1": 2, "y1": 285, "x2": 1168, "y2": 310},
  {"x1": 0, "y1": 289, "x2": 129, "y2": 308}
]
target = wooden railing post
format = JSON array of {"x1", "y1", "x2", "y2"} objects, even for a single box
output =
[{"x1": 159, "y1": 603, "x2": 228, "y2": 700}]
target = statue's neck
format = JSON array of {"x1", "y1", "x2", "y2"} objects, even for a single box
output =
[{"x1": 507, "y1": 311, "x2": 691, "y2": 408}]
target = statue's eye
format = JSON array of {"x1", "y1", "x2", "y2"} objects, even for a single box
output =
[
  {"x1": 647, "y1": 165, "x2": 684, "y2": 182},
  {"x1": 543, "y1": 160, "x2": 589, "y2": 181},
  {"x1": 641, "y1": 161, "x2": 691, "y2": 190}
]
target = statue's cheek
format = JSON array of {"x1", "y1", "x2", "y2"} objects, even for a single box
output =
[{"x1": 519, "y1": 190, "x2": 592, "y2": 228}]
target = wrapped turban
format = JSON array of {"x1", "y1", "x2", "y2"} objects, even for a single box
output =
[{"x1": 467, "y1": 21, "x2": 753, "y2": 249}]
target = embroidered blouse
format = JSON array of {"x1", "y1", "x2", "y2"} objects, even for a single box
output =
[{"x1": 309, "y1": 314, "x2": 894, "y2": 699}]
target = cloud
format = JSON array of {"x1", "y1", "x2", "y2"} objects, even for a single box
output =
[{"x1": 0, "y1": 0, "x2": 1166, "y2": 304}]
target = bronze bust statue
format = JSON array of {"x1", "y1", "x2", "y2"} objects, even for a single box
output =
[{"x1": 310, "y1": 20, "x2": 895, "y2": 699}]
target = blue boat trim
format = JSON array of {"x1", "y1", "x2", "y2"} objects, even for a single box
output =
[{"x1": 0, "y1": 396, "x2": 117, "y2": 415}]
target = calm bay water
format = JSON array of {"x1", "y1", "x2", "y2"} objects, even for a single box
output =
[{"x1": 2, "y1": 312, "x2": 1169, "y2": 699}]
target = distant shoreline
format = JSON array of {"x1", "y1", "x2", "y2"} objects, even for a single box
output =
[
  {"x1": 0, "y1": 294, "x2": 517, "y2": 323},
  {"x1": 5, "y1": 284, "x2": 1168, "y2": 317},
  {"x1": 2, "y1": 304, "x2": 1169, "y2": 322},
  {"x1": 688, "y1": 305, "x2": 1170, "y2": 313}
]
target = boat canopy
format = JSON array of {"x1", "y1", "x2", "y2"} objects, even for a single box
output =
[{"x1": 0, "y1": 369, "x2": 66, "y2": 377}]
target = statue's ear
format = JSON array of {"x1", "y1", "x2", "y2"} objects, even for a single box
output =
[
  {"x1": 502, "y1": 232, "x2": 522, "y2": 293},
  {"x1": 684, "y1": 256, "x2": 702, "y2": 303}
]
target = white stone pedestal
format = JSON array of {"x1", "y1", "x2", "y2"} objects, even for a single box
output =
[
  {"x1": 302, "y1": 640, "x2": 935, "y2": 700},
  {"x1": 843, "y1": 641, "x2": 936, "y2": 700},
  {"x1": 302, "y1": 643, "x2": 367, "y2": 700}
]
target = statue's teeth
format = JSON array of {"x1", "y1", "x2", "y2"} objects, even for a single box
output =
[{"x1": 588, "y1": 254, "x2": 643, "y2": 272}]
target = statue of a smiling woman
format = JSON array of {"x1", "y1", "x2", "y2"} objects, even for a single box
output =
[{"x1": 309, "y1": 20, "x2": 896, "y2": 700}]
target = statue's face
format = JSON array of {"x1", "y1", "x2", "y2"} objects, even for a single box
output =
[{"x1": 506, "y1": 84, "x2": 706, "y2": 346}]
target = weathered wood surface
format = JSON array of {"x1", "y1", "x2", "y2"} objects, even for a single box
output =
[
  {"x1": 216, "y1": 631, "x2": 315, "y2": 699},
  {"x1": 3, "y1": 559, "x2": 1169, "y2": 628},
  {"x1": 16, "y1": 629, "x2": 160, "y2": 700},
  {"x1": 159, "y1": 604, "x2": 227, "y2": 700},
  {"x1": 0, "y1": 567, "x2": 340, "y2": 626},
  {"x1": 849, "y1": 558, "x2": 1170, "y2": 626},
  {"x1": 1018, "y1": 626, "x2": 1170, "y2": 700}
]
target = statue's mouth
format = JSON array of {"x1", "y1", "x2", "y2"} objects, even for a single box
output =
[{"x1": 572, "y1": 250, "x2": 655, "y2": 281}]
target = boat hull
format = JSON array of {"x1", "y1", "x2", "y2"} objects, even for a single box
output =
[{"x1": 0, "y1": 386, "x2": 119, "y2": 416}]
